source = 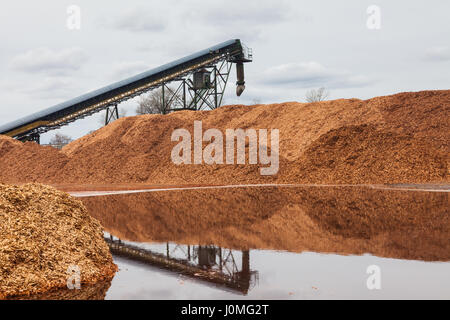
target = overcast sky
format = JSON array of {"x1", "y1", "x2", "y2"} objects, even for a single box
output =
[{"x1": 0, "y1": 0, "x2": 449, "y2": 142}]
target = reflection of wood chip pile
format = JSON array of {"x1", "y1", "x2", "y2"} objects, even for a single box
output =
[
  {"x1": 81, "y1": 186, "x2": 450, "y2": 261},
  {"x1": 0, "y1": 90, "x2": 448, "y2": 184},
  {"x1": 0, "y1": 184, "x2": 117, "y2": 299}
]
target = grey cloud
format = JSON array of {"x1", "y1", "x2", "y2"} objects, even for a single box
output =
[
  {"x1": 423, "y1": 46, "x2": 450, "y2": 62},
  {"x1": 136, "y1": 41, "x2": 195, "y2": 60},
  {"x1": 9, "y1": 47, "x2": 88, "y2": 75},
  {"x1": 179, "y1": 0, "x2": 300, "y2": 43},
  {"x1": 259, "y1": 62, "x2": 375, "y2": 89},
  {"x1": 109, "y1": 7, "x2": 167, "y2": 32},
  {"x1": 1, "y1": 0, "x2": 448, "y2": 138},
  {"x1": 190, "y1": 0, "x2": 293, "y2": 25},
  {"x1": 17, "y1": 77, "x2": 79, "y2": 101},
  {"x1": 109, "y1": 61, "x2": 151, "y2": 80}
]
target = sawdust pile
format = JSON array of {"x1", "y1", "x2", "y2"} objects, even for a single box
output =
[
  {"x1": 81, "y1": 186, "x2": 450, "y2": 261},
  {"x1": 0, "y1": 184, "x2": 117, "y2": 299},
  {"x1": 0, "y1": 90, "x2": 448, "y2": 185},
  {"x1": 290, "y1": 124, "x2": 448, "y2": 183},
  {"x1": 0, "y1": 136, "x2": 68, "y2": 183}
]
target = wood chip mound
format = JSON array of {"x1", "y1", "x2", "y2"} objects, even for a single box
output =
[
  {"x1": 0, "y1": 90, "x2": 448, "y2": 185},
  {"x1": 0, "y1": 184, "x2": 117, "y2": 299}
]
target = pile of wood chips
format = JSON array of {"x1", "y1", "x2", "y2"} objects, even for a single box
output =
[
  {"x1": 0, "y1": 90, "x2": 448, "y2": 185},
  {"x1": 0, "y1": 184, "x2": 117, "y2": 299}
]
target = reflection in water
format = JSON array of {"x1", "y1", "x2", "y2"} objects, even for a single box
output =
[
  {"x1": 107, "y1": 248, "x2": 450, "y2": 299},
  {"x1": 81, "y1": 186, "x2": 449, "y2": 262},
  {"x1": 106, "y1": 236, "x2": 258, "y2": 295}
]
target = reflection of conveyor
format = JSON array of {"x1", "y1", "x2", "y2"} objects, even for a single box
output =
[
  {"x1": 105, "y1": 237, "x2": 258, "y2": 295},
  {"x1": 0, "y1": 39, "x2": 252, "y2": 143}
]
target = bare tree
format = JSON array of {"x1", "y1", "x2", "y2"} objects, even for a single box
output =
[
  {"x1": 252, "y1": 98, "x2": 262, "y2": 105},
  {"x1": 49, "y1": 133, "x2": 72, "y2": 147},
  {"x1": 305, "y1": 87, "x2": 330, "y2": 102},
  {"x1": 136, "y1": 87, "x2": 180, "y2": 115}
]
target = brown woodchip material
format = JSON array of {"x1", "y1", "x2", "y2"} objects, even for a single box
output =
[
  {"x1": 0, "y1": 90, "x2": 448, "y2": 185},
  {"x1": 0, "y1": 184, "x2": 117, "y2": 299}
]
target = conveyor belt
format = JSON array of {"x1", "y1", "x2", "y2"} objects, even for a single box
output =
[{"x1": 0, "y1": 39, "x2": 252, "y2": 141}]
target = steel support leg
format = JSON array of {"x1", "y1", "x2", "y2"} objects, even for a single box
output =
[
  {"x1": 105, "y1": 104, "x2": 119, "y2": 125},
  {"x1": 162, "y1": 83, "x2": 165, "y2": 113}
]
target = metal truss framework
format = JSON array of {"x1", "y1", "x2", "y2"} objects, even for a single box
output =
[
  {"x1": 101, "y1": 60, "x2": 232, "y2": 124},
  {"x1": 107, "y1": 236, "x2": 259, "y2": 294},
  {"x1": 28, "y1": 133, "x2": 40, "y2": 144},
  {"x1": 165, "y1": 242, "x2": 259, "y2": 292},
  {"x1": 99, "y1": 60, "x2": 232, "y2": 126},
  {"x1": 105, "y1": 105, "x2": 119, "y2": 125},
  {"x1": 160, "y1": 60, "x2": 233, "y2": 111}
]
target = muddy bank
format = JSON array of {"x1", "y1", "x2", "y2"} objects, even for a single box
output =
[
  {"x1": 81, "y1": 186, "x2": 450, "y2": 262},
  {"x1": 0, "y1": 90, "x2": 448, "y2": 185},
  {"x1": 0, "y1": 184, "x2": 117, "y2": 299}
]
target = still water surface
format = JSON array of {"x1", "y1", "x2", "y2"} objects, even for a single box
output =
[
  {"x1": 106, "y1": 239, "x2": 450, "y2": 300},
  {"x1": 79, "y1": 185, "x2": 449, "y2": 300}
]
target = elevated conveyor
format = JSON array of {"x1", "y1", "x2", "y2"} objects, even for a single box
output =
[{"x1": 0, "y1": 39, "x2": 252, "y2": 142}]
